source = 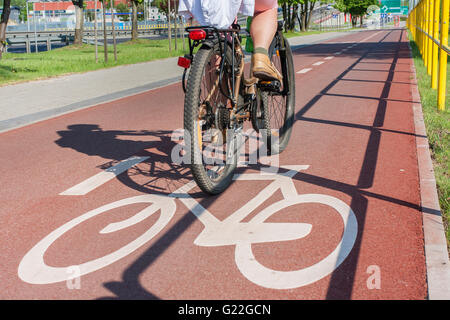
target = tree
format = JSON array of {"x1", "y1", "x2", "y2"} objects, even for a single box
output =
[
  {"x1": 100, "y1": 0, "x2": 108, "y2": 62},
  {"x1": 154, "y1": 0, "x2": 176, "y2": 50},
  {"x1": 334, "y1": 0, "x2": 378, "y2": 27},
  {"x1": 110, "y1": 0, "x2": 117, "y2": 61},
  {"x1": 130, "y1": 0, "x2": 144, "y2": 40},
  {"x1": 0, "y1": 0, "x2": 10, "y2": 59},
  {"x1": 116, "y1": 2, "x2": 130, "y2": 22},
  {"x1": 279, "y1": 0, "x2": 319, "y2": 32},
  {"x1": 72, "y1": 0, "x2": 85, "y2": 45}
]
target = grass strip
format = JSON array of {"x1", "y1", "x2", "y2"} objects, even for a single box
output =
[{"x1": 0, "y1": 38, "x2": 189, "y2": 86}]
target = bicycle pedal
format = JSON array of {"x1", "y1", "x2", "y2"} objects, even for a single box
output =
[{"x1": 258, "y1": 80, "x2": 281, "y2": 92}]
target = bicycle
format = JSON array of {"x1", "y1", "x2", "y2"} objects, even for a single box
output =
[
  {"x1": 18, "y1": 165, "x2": 358, "y2": 289},
  {"x1": 178, "y1": 20, "x2": 295, "y2": 195}
]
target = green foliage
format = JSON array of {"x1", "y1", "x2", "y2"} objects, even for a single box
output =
[
  {"x1": 153, "y1": 0, "x2": 176, "y2": 16},
  {"x1": 334, "y1": 0, "x2": 379, "y2": 15},
  {"x1": 116, "y1": 2, "x2": 130, "y2": 21}
]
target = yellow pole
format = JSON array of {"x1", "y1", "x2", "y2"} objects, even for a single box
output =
[
  {"x1": 431, "y1": 0, "x2": 440, "y2": 89},
  {"x1": 427, "y1": 0, "x2": 434, "y2": 75},
  {"x1": 438, "y1": 0, "x2": 449, "y2": 110},
  {"x1": 420, "y1": 1, "x2": 424, "y2": 56},
  {"x1": 424, "y1": 0, "x2": 429, "y2": 67},
  {"x1": 414, "y1": 5, "x2": 417, "y2": 41}
]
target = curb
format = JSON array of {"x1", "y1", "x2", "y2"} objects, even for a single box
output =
[
  {"x1": 408, "y1": 42, "x2": 450, "y2": 300},
  {"x1": 0, "y1": 76, "x2": 182, "y2": 134}
]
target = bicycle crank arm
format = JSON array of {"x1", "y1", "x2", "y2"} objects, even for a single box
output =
[{"x1": 193, "y1": 222, "x2": 312, "y2": 247}]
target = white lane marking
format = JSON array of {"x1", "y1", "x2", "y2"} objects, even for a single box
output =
[
  {"x1": 312, "y1": 61, "x2": 325, "y2": 66},
  {"x1": 360, "y1": 31, "x2": 382, "y2": 43},
  {"x1": 324, "y1": 56, "x2": 334, "y2": 60},
  {"x1": 335, "y1": 52, "x2": 342, "y2": 55},
  {"x1": 297, "y1": 68, "x2": 312, "y2": 74},
  {"x1": 60, "y1": 156, "x2": 149, "y2": 196}
]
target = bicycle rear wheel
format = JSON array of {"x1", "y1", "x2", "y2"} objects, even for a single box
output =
[
  {"x1": 184, "y1": 43, "x2": 239, "y2": 195},
  {"x1": 259, "y1": 33, "x2": 295, "y2": 155}
]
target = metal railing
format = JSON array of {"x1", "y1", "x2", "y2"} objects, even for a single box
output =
[{"x1": 407, "y1": 0, "x2": 449, "y2": 110}]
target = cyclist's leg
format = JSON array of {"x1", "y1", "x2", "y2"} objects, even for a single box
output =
[
  {"x1": 251, "y1": 1, "x2": 278, "y2": 50},
  {"x1": 250, "y1": 2, "x2": 282, "y2": 81}
]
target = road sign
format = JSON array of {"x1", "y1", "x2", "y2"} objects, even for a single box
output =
[{"x1": 381, "y1": 5, "x2": 388, "y2": 12}]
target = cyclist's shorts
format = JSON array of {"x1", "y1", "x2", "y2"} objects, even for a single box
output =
[{"x1": 254, "y1": 0, "x2": 278, "y2": 13}]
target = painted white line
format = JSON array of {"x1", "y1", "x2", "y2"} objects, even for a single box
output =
[
  {"x1": 312, "y1": 61, "x2": 325, "y2": 66},
  {"x1": 60, "y1": 156, "x2": 150, "y2": 195},
  {"x1": 324, "y1": 56, "x2": 334, "y2": 60},
  {"x1": 297, "y1": 68, "x2": 312, "y2": 74},
  {"x1": 335, "y1": 52, "x2": 342, "y2": 55},
  {"x1": 359, "y1": 31, "x2": 382, "y2": 43}
]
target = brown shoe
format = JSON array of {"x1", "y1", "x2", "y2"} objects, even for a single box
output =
[{"x1": 251, "y1": 53, "x2": 283, "y2": 83}]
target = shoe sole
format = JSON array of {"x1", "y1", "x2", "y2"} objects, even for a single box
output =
[{"x1": 253, "y1": 70, "x2": 282, "y2": 82}]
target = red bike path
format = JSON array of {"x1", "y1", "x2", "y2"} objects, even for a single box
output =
[{"x1": 0, "y1": 28, "x2": 438, "y2": 299}]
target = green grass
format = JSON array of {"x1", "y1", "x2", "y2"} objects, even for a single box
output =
[
  {"x1": 407, "y1": 32, "x2": 450, "y2": 247},
  {"x1": 0, "y1": 38, "x2": 190, "y2": 86}
]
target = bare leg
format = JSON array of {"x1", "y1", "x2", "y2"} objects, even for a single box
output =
[{"x1": 250, "y1": 8, "x2": 278, "y2": 51}]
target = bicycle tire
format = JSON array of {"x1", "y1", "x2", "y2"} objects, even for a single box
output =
[
  {"x1": 184, "y1": 43, "x2": 238, "y2": 195},
  {"x1": 260, "y1": 33, "x2": 295, "y2": 155}
]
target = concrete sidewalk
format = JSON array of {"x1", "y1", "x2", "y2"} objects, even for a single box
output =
[{"x1": 0, "y1": 29, "x2": 363, "y2": 133}]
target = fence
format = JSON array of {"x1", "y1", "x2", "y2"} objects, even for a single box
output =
[{"x1": 407, "y1": 0, "x2": 449, "y2": 110}]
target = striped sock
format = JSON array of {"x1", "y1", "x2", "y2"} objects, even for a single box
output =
[{"x1": 253, "y1": 47, "x2": 268, "y2": 56}]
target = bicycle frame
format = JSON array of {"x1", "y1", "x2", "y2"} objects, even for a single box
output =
[{"x1": 182, "y1": 25, "x2": 248, "y2": 115}]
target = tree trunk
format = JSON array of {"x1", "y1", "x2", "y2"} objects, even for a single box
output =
[
  {"x1": 168, "y1": 0, "x2": 171, "y2": 52},
  {"x1": 282, "y1": 3, "x2": 288, "y2": 32},
  {"x1": 301, "y1": 4, "x2": 307, "y2": 32},
  {"x1": 102, "y1": 1, "x2": 108, "y2": 63},
  {"x1": 94, "y1": 0, "x2": 98, "y2": 63},
  {"x1": 290, "y1": 4, "x2": 298, "y2": 31},
  {"x1": 0, "y1": 0, "x2": 11, "y2": 58},
  {"x1": 132, "y1": 0, "x2": 138, "y2": 40},
  {"x1": 306, "y1": 1, "x2": 315, "y2": 31},
  {"x1": 174, "y1": 4, "x2": 178, "y2": 50},
  {"x1": 111, "y1": 0, "x2": 117, "y2": 61},
  {"x1": 74, "y1": 4, "x2": 84, "y2": 45}
]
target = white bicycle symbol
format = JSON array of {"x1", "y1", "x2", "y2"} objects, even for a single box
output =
[{"x1": 18, "y1": 165, "x2": 358, "y2": 290}]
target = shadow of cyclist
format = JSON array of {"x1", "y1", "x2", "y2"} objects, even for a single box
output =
[{"x1": 55, "y1": 124, "x2": 199, "y2": 197}]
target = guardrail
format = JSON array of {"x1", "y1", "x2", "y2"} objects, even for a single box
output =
[
  {"x1": 5, "y1": 27, "x2": 177, "y2": 53},
  {"x1": 407, "y1": 0, "x2": 449, "y2": 111}
]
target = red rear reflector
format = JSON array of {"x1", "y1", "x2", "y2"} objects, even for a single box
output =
[
  {"x1": 189, "y1": 29, "x2": 207, "y2": 41},
  {"x1": 178, "y1": 56, "x2": 191, "y2": 68}
]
